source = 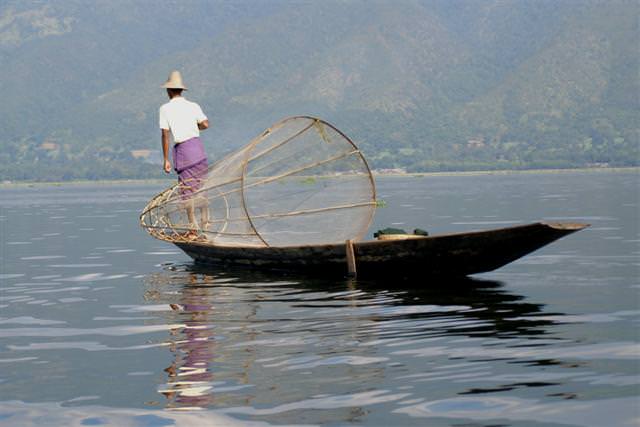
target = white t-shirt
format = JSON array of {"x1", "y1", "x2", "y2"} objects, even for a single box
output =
[{"x1": 158, "y1": 97, "x2": 208, "y2": 143}]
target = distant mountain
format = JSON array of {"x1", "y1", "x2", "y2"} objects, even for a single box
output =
[{"x1": 1, "y1": 0, "x2": 637, "y2": 181}]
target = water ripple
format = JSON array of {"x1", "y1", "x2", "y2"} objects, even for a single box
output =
[
  {"x1": 221, "y1": 390, "x2": 412, "y2": 416},
  {"x1": 0, "y1": 324, "x2": 188, "y2": 338},
  {"x1": 394, "y1": 396, "x2": 638, "y2": 427}
]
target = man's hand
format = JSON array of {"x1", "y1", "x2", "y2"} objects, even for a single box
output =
[{"x1": 161, "y1": 129, "x2": 171, "y2": 173}]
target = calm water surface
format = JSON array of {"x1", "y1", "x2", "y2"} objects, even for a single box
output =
[{"x1": 0, "y1": 172, "x2": 638, "y2": 426}]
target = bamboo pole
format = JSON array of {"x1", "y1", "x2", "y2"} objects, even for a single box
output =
[
  {"x1": 246, "y1": 120, "x2": 315, "y2": 165},
  {"x1": 196, "y1": 201, "x2": 376, "y2": 224}
]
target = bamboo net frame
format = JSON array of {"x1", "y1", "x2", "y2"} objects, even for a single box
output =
[{"x1": 140, "y1": 116, "x2": 377, "y2": 247}]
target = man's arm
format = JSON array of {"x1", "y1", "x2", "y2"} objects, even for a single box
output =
[
  {"x1": 162, "y1": 129, "x2": 171, "y2": 173},
  {"x1": 198, "y1": 119, "x2": 209, "y2": 130}
]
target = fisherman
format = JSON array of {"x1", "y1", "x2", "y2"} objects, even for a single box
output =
[{"x1": 159, "y1": 70, "x2": 210, "y2": 239}]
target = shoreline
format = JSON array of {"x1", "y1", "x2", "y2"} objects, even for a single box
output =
[
  {"x1": 0, "y1": 178, "x2": 174, "y2": 188},
  {"x1": 0, "y1": 166, "x2": 637, "y2": 187},
  {"x1": 376, "y1": 166, "x2": 639, "y2": 178}
]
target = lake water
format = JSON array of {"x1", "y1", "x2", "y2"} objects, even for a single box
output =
[{"x1": 0, "y1": 171, "x2": 638, "y2": 426}]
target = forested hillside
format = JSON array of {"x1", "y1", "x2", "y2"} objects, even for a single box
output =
[{"x1": 1, "y1": 0, "x2": 637, "y2": 181}]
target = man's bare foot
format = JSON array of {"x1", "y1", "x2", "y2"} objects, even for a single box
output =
[{"x1": 182, "y1": 230, "x2": 207, "y2": 242}]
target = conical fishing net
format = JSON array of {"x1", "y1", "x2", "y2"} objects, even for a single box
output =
[{"x1": 140, "y1": 116, "x2": 376, "y2": 247}]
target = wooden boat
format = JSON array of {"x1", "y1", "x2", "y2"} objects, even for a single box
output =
[
  {"x1": 140, "y1": 117, "x2": 588, "y2": 278},
  {"x1": 173, "y1": 222, "x2": 588, "y2": 278}
]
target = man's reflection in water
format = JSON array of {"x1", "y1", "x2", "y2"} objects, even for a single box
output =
[
  {"x1": 145, "y1": 270, "x2": 258, "y2": 410},
  {"x1": 165, "y1": 274, "x2": 216, "y2": 409}
]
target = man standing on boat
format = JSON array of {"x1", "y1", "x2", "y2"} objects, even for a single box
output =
[{"x1": 159, "y1": 70, "x2": 210, "y2": 239}]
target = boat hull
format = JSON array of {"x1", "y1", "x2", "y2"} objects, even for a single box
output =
[{"x1": 174, "y1": 222, "x2": 588, "y2": 277}]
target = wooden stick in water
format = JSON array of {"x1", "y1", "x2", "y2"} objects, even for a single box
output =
[{"x1": 345, "y1": 239, "x2": 357, "y2": 278}]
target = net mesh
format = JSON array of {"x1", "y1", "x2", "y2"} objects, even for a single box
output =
[{"x1": 140, "y1": 116, "x2": 376, "y2": 247}]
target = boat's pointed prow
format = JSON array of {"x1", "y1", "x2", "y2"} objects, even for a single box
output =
[{"x1": 542, "y1": 222, "x2": 590, "y2": 232}]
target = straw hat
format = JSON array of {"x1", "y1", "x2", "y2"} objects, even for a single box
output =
[{"x1": 161, "y1": 70, "x2": 188, "y2": 90}]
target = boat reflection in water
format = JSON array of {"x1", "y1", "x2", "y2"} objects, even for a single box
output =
[{"x1": 143, "y1": 264, "x2": 562, "y2": 413}]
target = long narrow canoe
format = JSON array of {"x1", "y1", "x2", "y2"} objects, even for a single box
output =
[{"x1": 174, "y1": 222, "x2": 588, "y2": 278}]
